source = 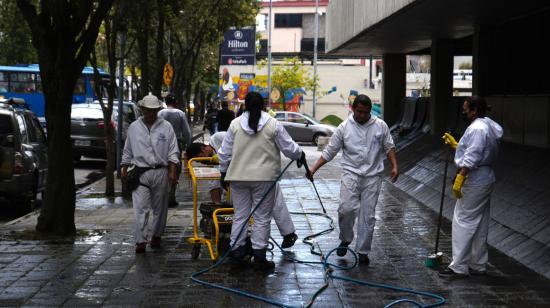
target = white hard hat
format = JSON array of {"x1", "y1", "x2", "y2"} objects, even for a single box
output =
[{"x1": 138, "y1": 92, "x2": 162, "y2": 109}]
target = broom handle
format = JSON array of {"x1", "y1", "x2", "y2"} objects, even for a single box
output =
[{"x1": 434, "y1": 148, "x2": 450, "y2": 254}]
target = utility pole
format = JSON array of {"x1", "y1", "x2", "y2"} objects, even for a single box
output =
[
  {"x1": 369, "y1": 55, "x2": 374, "y2": 89},
  {"x1": 267, "y1": 0, "x2": 272, "y2": 106},
  {"x1": 312, "y1": 0, "x2": 319, "y2": 118},
  {"x1": 116, "y1": 31, "x2": 126, "y2": 178}
]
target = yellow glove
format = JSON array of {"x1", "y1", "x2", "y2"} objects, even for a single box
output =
[
  {"x1": 452, "y1": 174, "x2": 465, "y2": 199},
  {"x1": 442, "y1": 132, "x2": 458, "y2": 150},
  {"x1": 210, "y1": 154, "x2": 219, "y2": 165}
]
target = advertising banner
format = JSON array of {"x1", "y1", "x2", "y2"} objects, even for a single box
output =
[{"x1": 220, "y1": 28, "x2": 256, "y2": 66}]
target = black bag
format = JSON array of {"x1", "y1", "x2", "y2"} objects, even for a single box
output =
[{"x1": 126, "y1": 166, "x2": 150, "y2": 191}]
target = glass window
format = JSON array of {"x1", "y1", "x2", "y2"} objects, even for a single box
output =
[
  {"x1": 275, "y1": 14, "x2": 302, "y2": 28},
  {"x1": 274, "y1": 113, "x2": 285, "y2": 121},
  {"x1": 71, "y1": 105, "x2": 104, "y2": 119},
  {"x1": 287, "y1": 113, "x2": 306, "y2": 124},
  {"x1": 35, "y1": 73, "x2": 42, "y2": 93},
  {"x1": 74, "y1": 77, "x2": 86, "y2": 95},
  {"x1": 0, "y1": 115, "x2": 13, "y2": 135},
  {"x1": 16, "y1": 114, "x2": 28, "y2": 144},
  {"x1": 0, "y1": 72, "x2": 8, "y2": 93},
  {"x1": 9, "y1": 72, "x2": 37, "y2": 93},
  {"x1": 24, "y1": 114, "x2": 45, "y2": 143}
]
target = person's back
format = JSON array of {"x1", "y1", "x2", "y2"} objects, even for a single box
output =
[
  {"x1": 157, "y1": 94, "x2": 192, "y2": 149},
  {"x1": 217, "y1": 101, "x2": 235, "y2": 132}
]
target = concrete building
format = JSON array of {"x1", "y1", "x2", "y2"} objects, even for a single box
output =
[
  {"x1": 256, "y1": 0, "x2": 382, "y2": 121},
  {"x1": 327, "y1": 0, "x2": 550, "y2": 278}
]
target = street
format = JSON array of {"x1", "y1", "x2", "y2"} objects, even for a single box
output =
[{"x1": 0, "y1": 158, "x2": 106, "y2": 223}]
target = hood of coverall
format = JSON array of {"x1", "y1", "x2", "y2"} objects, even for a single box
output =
[
  {"x1": 479, "y1": 117, "x2": 504, "y2": 140},
  {"x1": 239, "y1": 111, "x2": 271, "y2": 135}
]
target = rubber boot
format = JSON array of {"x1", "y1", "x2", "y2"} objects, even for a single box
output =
[
  {"x1": 226, "y1": 245, "x2": 248, "y2": 268},
  {"x1": 252, "y1": 249, "x2": 275, "y2": 270}
]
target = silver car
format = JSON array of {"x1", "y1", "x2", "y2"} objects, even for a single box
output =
[{"x1": 274, "y1": 111, "x2": 335, "y2": 145}]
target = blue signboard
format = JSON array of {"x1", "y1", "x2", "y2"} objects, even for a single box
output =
[{"x1": 220, "y1": 28, "x2": 256, "y2": 65}]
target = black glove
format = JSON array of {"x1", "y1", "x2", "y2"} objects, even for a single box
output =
[
  {"x1": 296, "y1": 151, "x2": 307, "y2": 168},
  {"x1": 220, "y1": 172, "x2": 228, "y2": 190}
]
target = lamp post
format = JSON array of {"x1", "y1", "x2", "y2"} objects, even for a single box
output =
[
  {"x1": 312, "y1": 0, "x2": 319, "y2": 118},
  {"x1": 267, "y1": 0, "x2": 272, "y2": 106},
  {"x1": 116, "y1": 31, "x2": 126, "y2": 178}
]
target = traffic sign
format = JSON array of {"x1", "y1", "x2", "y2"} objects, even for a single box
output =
[{"x1": 163, "y1": 63, "x2": 174, "y2": 86}]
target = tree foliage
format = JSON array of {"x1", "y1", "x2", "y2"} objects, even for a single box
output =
[{"x1": 0, "y1": 0, "x2": 37, "y2": 64}]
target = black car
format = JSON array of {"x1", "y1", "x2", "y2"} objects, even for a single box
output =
[
  {"x1": 71, "y1": 101, "x2": 140, "y2": 161},
  {"x1": 0, "y1": 98, "x2": 48, "y2": 212}
]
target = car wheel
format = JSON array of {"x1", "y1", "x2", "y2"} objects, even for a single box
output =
[
  {"x1": 17, "y1": 182, "x2": 37, "y2": 214},
  {"x1": 313, "y1": 133, "x2": 326, "y2": 146}
]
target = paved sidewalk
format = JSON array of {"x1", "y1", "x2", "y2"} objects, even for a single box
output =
[{"x1": 1, "y1": 147, "x2": 549, "y2": 307}]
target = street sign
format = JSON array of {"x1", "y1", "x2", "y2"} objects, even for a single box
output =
[
  {"x1": 163, "y1": 63, "x2": 174, "y2": 86},
  {"x1": 220, "y1": 28, "x2": 256, "y2": 65}
]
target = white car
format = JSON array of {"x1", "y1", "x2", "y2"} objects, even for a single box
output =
[{"x1": 274, "y1": 111, "x2": 335, "y2": 145}]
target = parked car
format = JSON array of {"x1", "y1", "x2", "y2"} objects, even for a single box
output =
[
  {"x1": 274, "y1": 111, "x2": 336, "y2": 145},
  {"x1": 0, "y1": 98, "x2": 48, "y2": 212},
  {"x1": 71, "y1": 101, "x2": 140, "y2": 161}
]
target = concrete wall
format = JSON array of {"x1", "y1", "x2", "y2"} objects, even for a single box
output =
[
  {"x1": 218, "y1": 63, "x2": 380, "y2": 122},
  {"x1": 327, "y1": 0, "x2": 416, "y2": 52},
  {"x1": 302, "y1": 14, "x2": 326, "y2": 38}
]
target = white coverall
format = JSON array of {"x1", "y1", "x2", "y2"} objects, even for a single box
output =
[
  {"x1": 449, "y1": 117, "x2": 503, "y2": 274},
  {"x1": 122, "y1": 117, "x2": 179, "y2": 244},
  {"x1": 209, "y1": 132, "x2": 296, "y2": 236},
  {"x1": 322, "y1": 114, "x2": 395, "y2": 255},
  {"x1": 218, "y1": 112, "x2": 302, "y2": 250}
]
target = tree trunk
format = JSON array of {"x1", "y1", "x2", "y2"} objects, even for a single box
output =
[
  {"x1": 137, "y1": 2, "x2": 150, "y2": 98},
  {"x1": 36, "y1": 67, "x2": 77, "y2": 235}
]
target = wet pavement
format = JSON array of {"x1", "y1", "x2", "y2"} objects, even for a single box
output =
[{"x1": 1, "y1": 146, "x2": 550, "y2": 307}]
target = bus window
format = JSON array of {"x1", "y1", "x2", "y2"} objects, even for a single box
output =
[
  {"x1": 36, "y1": 73, "x2": 42, "y2": 93},
  {"x1": 74, "y1": 77, "x2": 86, "y2": 95},
  {"x1": 0, "y1": 72, "x2": 8, "y2": 93},
  {"x1": 9, "y1": 72, "x2": 37, "y2": 93}
]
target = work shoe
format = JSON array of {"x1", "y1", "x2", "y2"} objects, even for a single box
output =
[
  {"x1": 336, "y1": 241, "x2": 351, "y2": 257},
  {"x1": 135, "y1": 243, "x2": 146, "y2": 254},
  {"x1": 168, "y1": 200, "x2": 179, "y2": 208},
  {"x1": 469, "y1": 268, "x2": 487, "y2": 276},
  {"x1": 252, "y1": 249, "x2": 275, "y2": 270},
  {"x1": 150, "y1": 236, "x2": 161, "y2": 248},
  {"x1": 281, "y1": 233, "x2": 298, "y2": 249},
  {"x1": 358, "y1": 253, "x2": 370, "y2": 266},
  {"x1": 226, "y1": 245, "x2": 249, "y2": 268},
  {"x1": 438, "y1": 267, "x2": 469, "y2": 279}
]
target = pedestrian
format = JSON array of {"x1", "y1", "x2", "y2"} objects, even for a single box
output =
[
  {"x1": 186, "y1": 131, "x2": 299, "y2": 248},
  {"x1": 218, "y1": 91, "x2": 306, "y2": 270},
  {"x1": 158, "y1": 93, "x2": 192, "y2": 208},
  {"x1": 216, "y1": 101, "x2": 235, "y2": 132},
  {"x1": 203, "y1": 102, "x2": 218, "y2": 135},
  {"x1": 439, "y1": 96, "x2": 503, "y2": 278},
  {"x1": 236, "y1": 103, "x2": 246, "y2": 117},
  {"x1": 120, "y1": 93, "x2": 179, "y2": 254},
  {"x1": 307, "y1": 94, "x2": 398, "y2": 265}
]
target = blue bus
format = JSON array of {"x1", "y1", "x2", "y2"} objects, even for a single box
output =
[{"x1": 0, "y1": 64, "x2": 109, "y2": 125}]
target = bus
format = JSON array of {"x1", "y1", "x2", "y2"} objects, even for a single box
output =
[{"x1": 0, "y1": 64, "x2": 110, "y2": 125}]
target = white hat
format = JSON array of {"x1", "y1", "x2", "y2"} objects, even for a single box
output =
[{"x1": 138, "y1": 92, "x2": 162, "y2": 109}]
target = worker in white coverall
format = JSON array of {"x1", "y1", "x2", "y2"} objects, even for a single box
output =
[
  {"x1": 439, "y1": 96, "x2": 503, "y2": 278},
  {"x1": 218, "y1": 91, "x2": 306, "y2": 270},
  {"x1": 308, "y1": 94, "x2": 399, "y2": 265},
  {"x1": 121, "y1": 93, "x2": 179, "y2": 254},
  {"x1": 185, "y1": 131, "x2": 299, "y2": 248}
]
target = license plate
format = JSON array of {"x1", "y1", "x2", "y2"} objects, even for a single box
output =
[{"x1": 74, "y1": 140, "x2": 91, "y2": 146}]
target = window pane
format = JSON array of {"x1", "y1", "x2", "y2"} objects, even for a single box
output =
[
  {"x1": 275, "y1": 14, "x2": 302, "y2": 28},
  {"x1": 0, "y1": 72, "x2": 8, "y2": 93},
  {"x1": 9, "y1": 73, "x2": 36, "y2": 93},
  {"x1": 274, "y1": 113, "x2": 285, "y2": 120},
  {"x1": 74, "y1": 77, "x2": 86, "y2": 95},
  {"x1": 0, "y1": 115, "x2": 13, "y2": 135},
  {"x1": 287, "y1": 113, "x2": 306, "y2": 124},
  {"x1": 16, "y1": 114, "x2": 28, "y2": 143}
]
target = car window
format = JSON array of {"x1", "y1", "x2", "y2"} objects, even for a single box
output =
[
  {"x1": 74, "y1": 77, "x2": 86, "y2": 95},
  {"x1": 24, "y1": 114, "x2": 46, "y2": 144},
  {"x1": 16, "y1": 114, "x2": 28, "y2": 144},
  {"x1": 0, "y1": 114, "x2": 13, "y2": 135},
  {"x1": 274, "y1": 113, "x2": 285, "y2": 121},
  {"x1": 71, "y1": 106, "x2": 104, "y2": 119},
  {"x1": 287, "y1": 113, "x2": 306, "y2": 124}
]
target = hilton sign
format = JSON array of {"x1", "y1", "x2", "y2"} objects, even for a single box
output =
[{"x1": 220, "y1": 28, "x2": 255, "y2": 65}]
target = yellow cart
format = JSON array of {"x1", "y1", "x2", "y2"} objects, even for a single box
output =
[{"x1": 187, "y1": 157, "x2": 233, "y2": 260}]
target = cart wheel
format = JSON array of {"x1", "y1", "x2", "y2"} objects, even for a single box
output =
[{"x1": 191, "y1": 244, "x2": 201, "y2": 259}]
